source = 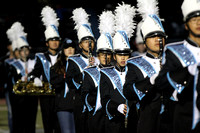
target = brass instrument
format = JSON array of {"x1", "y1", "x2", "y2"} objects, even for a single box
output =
[
  {"x1": 13, "y1": 80, "x2": 55, "y2": 95},
  {"x1": 88, "y1": 39, "x2": 93, "y2": 66},
  {"x1": 158, "y1": 37, "x2": 164, "y2": 69},
  {"x1": 124, "y1": 100, "x2": 128, "y2": 129}
]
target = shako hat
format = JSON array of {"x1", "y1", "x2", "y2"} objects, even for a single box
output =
[
  {"x1": 181, "y1": 0, "x2": 200, "y2": 22},
  {"x1": 112, "y1": 2, "x2": 136, "y2": 54},
  {"x1": 97, "y1": 11, "x2": 115, "y2": 53},
  {"x1": 6, "y1": 24, "x2": 18, "y2": 51},
  {"x1": 71, "y1": 7, "x2": 95, "y2": 43},
  {"x1": 41, "y1": 6, "x2": 60, "y2": 41},
  {"x1": 137, "y1": 0, "x2": 166, "y2": 40},
  {"x1": 11, "y1": 22, "x2": 29, "y2": 49}
]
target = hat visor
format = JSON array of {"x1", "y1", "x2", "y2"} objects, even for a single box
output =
[
  {"x1": 97, "y1": 48, "x2": 112, "y2": 54},
  {"x1": 47, "y1": 37, "x2": 61, "y2": 42},
  {"x1": 80, "y1": 36, "x2": 95, "y2": 43},
  {"x1": 114, "y1": 49, "x2": 132, "y2": 55},
  {"x1": 145, "y1": 31, "x2": 166, "y2": 39},
  {"x1": 185, "y1": 11, "x2": 200, "y2": 22},
  {"x1": 19, "y1": 46, "x2": 30, "y2": 50}
]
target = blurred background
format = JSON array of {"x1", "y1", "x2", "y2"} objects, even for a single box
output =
[{"x1": 0, "y1": 0, "x2": 186, "y2": 57}]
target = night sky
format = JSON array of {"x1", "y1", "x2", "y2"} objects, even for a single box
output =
[{"x1": 0, "y1": 0, "x2": 186, "y2": 57}]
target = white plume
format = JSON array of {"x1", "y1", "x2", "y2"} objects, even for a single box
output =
[
  {"x1": 114, "y1": 2, "x2": 136, "y2": 38},
  {"x1": 98, "y1": 11, "x2": 115, "y2": 37},
  {"x1": 137, "y1": 0, "x2": 159, "y2": 20},
  {"x1": 6, "y1": 28, "x2": 16, "y2": 43},
  {"x1": 11, "y1": 22, "x2": 27, "y2": 38},
  {"x1": 71, "y1": 7, "x2": 91, "y2": 31},
  {"x1": 41, "y1": 6, "x2": 59, "y2": 28}
]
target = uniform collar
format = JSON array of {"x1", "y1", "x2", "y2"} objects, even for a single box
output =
[
  {"x1": 47, "y1": 50, "x2": 59, "y2": 56},
  {"x1": 115, "y1": 65, "x2": 125, "y2": 72},
  {"x1": 81, "y1": 52, "x2": 89, "y2": 59},
  {"x1": 146, "y1": 52, "x2": 159, "y2": 59},
  {"x1": 20, "y1": 59, "x2": 27, "y2": 62},
  {"x1": 99, "y1": 64, "x2": 112, "y2": 68},
  {"x1": 186, "y1": 37, "x2": 200, "y2": 48}
]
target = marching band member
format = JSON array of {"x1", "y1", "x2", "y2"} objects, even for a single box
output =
[
  {"x1": 50, "y1": 38, "x2": 76, "y2": 133},
  {"x1": 123, "y1": 0, "x2": 167, "y2": 132},
  {"x1": 99, "y1": 3, "x2": 136, "y2": 133},
  {"x1": 81, "y1": 10, "x2": 115, "y2": 133},
  {"x1": 10, "y1": 22, "x2": 38, "y2": 133},
  {"x1": 28, "y1": 6, "x2": 61, "y2": 133},
  {"x1": 3, "y1": 26, "x2": 20, "y2": 133},
  {"x1": 155, "y1": 0, "x2": 200, "y2": 132},
  {"x1": 67, "y1": 7, "x2": 98, "y2": 133},
  {"x1": 131, "y1": 22, "x2": 146, "y2": 57}
]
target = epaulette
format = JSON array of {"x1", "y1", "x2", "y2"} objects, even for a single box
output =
[
  {"x1": 100, "y1": 66, "x2": 114, "y2": 70},
  {"x1": 164, "y1": 41, "x2": 184, "y2": 52},
  {"x1": 68, "y1": 54, "x2": 80, "y2": 58},
  {"x1": 84, "y1": 65, "x2": 97, "y2": 70},
  {"x1": 127, "y1": 55, "x2": 143, "y2": 62}
]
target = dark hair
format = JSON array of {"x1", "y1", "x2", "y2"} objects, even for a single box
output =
[{"x1": 53, "y1": 49, "x2": 66, "y2": 74}]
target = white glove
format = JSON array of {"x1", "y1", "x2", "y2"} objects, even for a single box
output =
[
  {"x1": 150, "y1": 73, "x2": 159, "y2": 85},
  {"x1": 117, "y1": 104, "x2": 125, "y2": 114},
  {"x1": 188, "y1": 63, "x2": 199, "y2": 76},
  {"x1": 21, "y1": 76, "x2": 27, "y2": 81},
  {"x1": 34, "y1": 78, "x2": 43, "y2": 87}
]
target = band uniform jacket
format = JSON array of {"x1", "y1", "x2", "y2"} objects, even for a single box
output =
[
  {"x1": 123, "y1": 52, "x2": 162, "y2": 133},
  {"x1": 155, "y1": 38, "x2": 200, "y2": 133},
  {"x1": 50, "y1": 60, "x2": 75, "y2": 112},
  {"x1": 81, "y1": 64, "x2": 106, "y2": 133},
  {"x1": 28, "y1": 51, "x2": 60, "y2": 133},
  {"x1": 65, "y1": 53, "x2": 90, "y2": 133},
  {"x1": 10, "y1": 58, "x2": 38, "y2": 133},
  {"x1": 100, "y1": 65, "x2": 131, "y2": 133}
]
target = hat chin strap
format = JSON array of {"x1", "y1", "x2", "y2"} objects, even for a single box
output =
[{"x1": 82, "y1": 48, "x2": 89, "y2": 53}]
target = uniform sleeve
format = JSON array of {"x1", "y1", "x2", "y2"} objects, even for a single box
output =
[
  {"x1": 65, "y1": 60, "x2": 83, "y2": 87},
  {"x1": 10, "y1": 65, "x2": 21, "y2": 83},
  {"x1": 100, "y1": 72, "x2": 111, "y2": 115},
  {"x1": 81, "y1": 72, "x2": 96, "y2": 111},
  {"x1": 155, "y1": 49, "x2": 192, "y2": 94},
  {"x1": 28, "y1": 57, "x2": 43, "y2": 79},
  {"x1": 100, "y1": 72, "x2": 123, "y2": 119},
  {"x1": 4, "y1": 62, "x2": 14, "y2": 91},
  {"x1": 123, "y1": 63, "x2": 144, "y2": 101}
]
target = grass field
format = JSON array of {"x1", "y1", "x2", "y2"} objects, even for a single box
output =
[{"x1": 0, "y1": 98, "x2": 44, "y2": 133}]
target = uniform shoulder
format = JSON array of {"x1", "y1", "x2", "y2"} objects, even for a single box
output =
[
  {"x1": 127, "y1": 55, "x2": 143, "y2": 62},
  {"x1": 35, "y1": 52, "x2": 44, "y2": 55},
  {"x1": 100, "y1": 66, "x2": 115, "y2": 74},
  {"x1": 100, "y1": 66, "x2": 114, "y2": 70},
  {"x1": 68, "y1": 54, "x2": 80, "y2": 58},
  {"x1": 165, "y1": 41, "x2": 184, "y2": 48},
  {"x1": 84, "y1": 65, "x2": 97, "y2": 70}
]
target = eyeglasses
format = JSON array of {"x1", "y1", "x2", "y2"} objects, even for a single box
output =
[{"x1": 189, "y1": 17, "x2": 200, "y2": 24}]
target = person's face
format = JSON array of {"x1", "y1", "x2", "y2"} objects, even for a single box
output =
[
  {"x1": 186, "y1": 16, "x2": 200, "y2": 35},
  {"x1": 98, "y1": 52, "x2": 112, "y2": 65},
  {"x1": 7, "y1": 44, "x2": 13, "y2": 52},
  {"x1": 114, "y1": 54, "x2": 129, "y2": 67},
  {"x1": 14, "y1": 50, "x2": 20, "y2": 59},
  {"x1": 64, "y1": 47, "x2": 75, "y2": 57},
  {"x1": 146, "y1": 36, "x2": 165, "y2": 53},
  {"x1": 79, "y1": 39, "x2": 95, "y2": 52},
  {"x1": 19, "y1": 47, "x2": 29, "y2": 59},
  {"x1": 136, "y1": 43, "x2": 146, "y2": 53},
  {"x1": 46, "y1": 40, "x2": 60, "y2": 50}
]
